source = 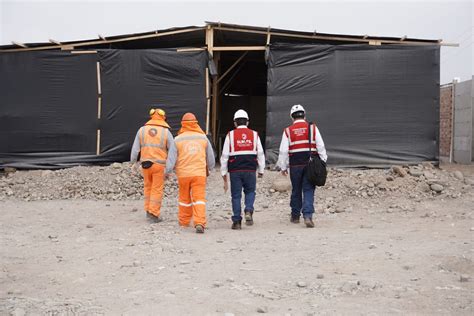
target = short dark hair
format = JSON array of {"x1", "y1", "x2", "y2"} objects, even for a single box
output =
[
  {"x1": 291, "y1": 111, "x2": 305, "y2": 119},
  {"x1": 234, "y1": 118, "x2": 248, "y2": 126}
]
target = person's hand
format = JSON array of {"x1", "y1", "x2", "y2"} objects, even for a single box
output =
[
  {"x1": 222, "y1": 174, "x2": 228, "y2": 193},
  {"x1": 258, "y1": 173, "x2": 263, "y2": 179},
  {"x1": 281, "y1": 169, "x2": 288, "y2": 176}
]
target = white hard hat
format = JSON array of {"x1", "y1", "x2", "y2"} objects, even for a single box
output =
[
  {"x1": 290, "y1": 104, "x2": 305, "y2": 116},
  {"x1": 234, "y1": 109, "x2": 249, "y2": 120}
]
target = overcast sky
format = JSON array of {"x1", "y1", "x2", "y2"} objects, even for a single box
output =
[{"x1": 1, "y1": 0, "x2": 472, "y2": 84}]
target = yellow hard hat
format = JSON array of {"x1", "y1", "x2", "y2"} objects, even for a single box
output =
[{"x1": 149, "y1": 108, "x2": 166, "y2": 117}]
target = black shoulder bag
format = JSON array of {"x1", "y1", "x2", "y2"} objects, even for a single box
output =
[{"x1": 305, "y1": 122, "x2": 327, "y2": 186}]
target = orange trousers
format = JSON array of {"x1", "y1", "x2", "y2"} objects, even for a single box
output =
[
  {"x1": 142, "y1": 163, "x2": 165, "y2": 217},
  {"x1": 177, "y1": 176, "x2": 207, "y2": 227}
]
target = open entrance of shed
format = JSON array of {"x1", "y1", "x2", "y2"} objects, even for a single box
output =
[{"x1": 210, "y1": 50, "x2": 268, "y2": 156}]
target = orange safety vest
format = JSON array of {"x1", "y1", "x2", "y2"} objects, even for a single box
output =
[
  {"x1": 139, "y1": 125, "x2": 169, "y2": 165},
  {"x1": 175, "y1": 131, "x2": 208, "y2": 178}
]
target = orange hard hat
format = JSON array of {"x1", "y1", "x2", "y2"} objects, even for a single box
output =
[{"x1": 182, "y1": 112, "x2": 197, "y2": 121}]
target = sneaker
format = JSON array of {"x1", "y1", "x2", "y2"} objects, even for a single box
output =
[
  {"x1": 290, "y1": 215, "x2": 300, "y2": 224},
  {"x1": 244, "y1": 211, "x2": 253, "y2": 226},
  {"x1": 231, "y1": 221, "x2": 242, "y2": 230},
  {"x1": 195, "y1": 225, "x2": 205, "y2": 234},
  {"x1": 304, "y1": 217, "x2": 315, "y2": 228}
]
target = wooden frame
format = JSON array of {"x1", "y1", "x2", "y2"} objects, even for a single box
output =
[{"x1": 0, "y1": 27, "x2": 206, "y2": 53}]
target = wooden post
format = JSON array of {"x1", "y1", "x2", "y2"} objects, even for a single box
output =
[
  {"x1": 96, "y1": 61, "x2": 102, "y2": 155},
  {"x1": 205, "y1": 67, "x2": 210, "y2": 134},
  {"x1": 211, "y1": 52, "x2": 220, "y2": 144}
]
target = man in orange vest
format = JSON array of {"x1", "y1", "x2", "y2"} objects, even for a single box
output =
[
  {"x1": 277, "y1": 104, "x2": 327, "y2": 228},
  {"x1": 130, "y1": 108, "x2": 175, "y2": 223},
  {"x1": 166, "y1": 113, "x2": 215, "y2": 234},
  {"x1": 220, "y1": 109, "x2": 265, "y2": 230}
]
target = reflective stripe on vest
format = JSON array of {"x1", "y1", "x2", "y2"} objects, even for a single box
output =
[
  {"x1": 139, "y1": 125, "x2": 168, "y2": 164},
  {"x1": 286, "y1": 122, "x2": 317, "y2": 154},
  {"x1": 229, "y1": 129, "x2": 258, "y2": 156}
]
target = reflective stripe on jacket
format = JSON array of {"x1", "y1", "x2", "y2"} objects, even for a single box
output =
[
  {"x1": 285, "y1": 121, "x2": 318, "y2": 167},
  {"x1": 175, "y1": 131, "x2": 209, "y2": 178}
]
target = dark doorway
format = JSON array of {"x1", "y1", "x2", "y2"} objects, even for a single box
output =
[{"x1": 214, "y1": 51, "x2": 267, "y2": 156}]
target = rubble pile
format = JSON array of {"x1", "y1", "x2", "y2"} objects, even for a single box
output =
[{"x1": 0, "y1": 162, "x2": 472, "y2": 204}]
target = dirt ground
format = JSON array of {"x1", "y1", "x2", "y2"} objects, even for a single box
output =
[{"x1": 0, "y1": 163, "x2": 473, "y2": 315}]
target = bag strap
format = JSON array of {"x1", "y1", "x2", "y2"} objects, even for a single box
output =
[{"x1": 308, "y1": 122, "x2": 313, "y2": 151}]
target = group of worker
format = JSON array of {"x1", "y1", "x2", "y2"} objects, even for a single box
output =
[{"x1": 130, "y1": 104, "x2": 327, "y2": 234}]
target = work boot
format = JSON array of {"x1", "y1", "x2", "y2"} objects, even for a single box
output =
[
  {"x1": 304, "y1": 217, "x2": 315, "y2": 228},
  {"x1": 195, "y1": 225, "x2": 205, "y2": 234},
  {"x1": 290, "y1": 214, "x2": 300, "y2": 224},
  {"x1": 244, "y1": 211, "x2": 254, "y2": 226},
  {"x1": 146, "y1": 212, "x2": 163, "y2": 223},
  {"x1": 231, "y1": 221, "x2": 242, "y2": 230}
]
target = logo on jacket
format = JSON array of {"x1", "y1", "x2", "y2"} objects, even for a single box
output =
[
  {"x1": 148, "y1": 128, "x2": 158, "y2": 137},
  {"x1": 185, "y1": 142, "x2": 201, "y2": 154}
]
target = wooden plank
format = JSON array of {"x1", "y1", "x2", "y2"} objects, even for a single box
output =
[
  {"x1": 61, "y1": 45, "x2": 74, "y2": 51},
  {"x1": 96, "y1": 62, "x2": 102, "y2": 95},
  {"x1": 369, "y1": 40, "x2": 382, "y2": 46},
  {"x1": 211, "y1": 52, "x2": 220, "y2": 143},
  {"x1": 49, "y1": 39, "x2": 61, "y2": 45},
  {"x1": 212, "y1": 26, "x2": 458, "y2": 47},
  {"x1": 11, "y1": 41, "x2": 27, "y2": 48},
  {"x1": 96, "y1": 129, "x2": 101, "y2": 155},
  {"x1": 176, "y1": 47, "x2": 206, "y2": 52},
  {"x1": 213, "y1": 46, "x2": 266, "y2": 51},
  {"x1": 70, "y1": 50, "x2": 97, "y2": 54},
  {"x1": 205, "y1": 67, "x2": 210, "y2": 134},
  {"x1": 0, "y1": 27, "x2": 206, "y2": 53},
  {"x1": 97, "y1": 97, "x2": 102, "y2": 119},
  {"x1": 216, "y1": 51, "x2": 248, "y2": 84}
]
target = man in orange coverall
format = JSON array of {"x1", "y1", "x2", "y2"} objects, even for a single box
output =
[
  {"x1": 130, "y1": 108, "x2": 175, "y2": 223},
  {"x1": 166, "y1": 113, "x2": 215, "y2": 233}
]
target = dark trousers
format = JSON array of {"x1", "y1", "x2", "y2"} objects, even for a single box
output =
[
  {"x1": 289, "y1": 166, "x2": 316, "y2": 219},
  {"x1": 230, "y1": 171, "x2": 256, "y2": 222}
]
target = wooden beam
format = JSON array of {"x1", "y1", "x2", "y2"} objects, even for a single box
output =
[
  {"x1": 213, "y1": 46, "x2": 266, "y2": 51},
  {"x1": 212, "y1": 26, "x2": 458, "y2": 47},
  {"x1": 216, "y1": 51, "x2": 248, "y2": 84},
  {"x1": 206, "y1": 25, "x2": 214, "y2": 56},
  {"x1": 96, "y1": 129, "x2": 101, "y2": 155},
  {"x1": 211, "y1": 52, "x2": 220, "y2": 144},
  {"x1": 205, "y1": 67, "x2": 210, "y2": 134},
  {"x1": 363, "y1": 35, "x2": 369, "y2": 39},
  {"x1": 369, "y1": 40, "x2": 382, "y2": 46},
  {"x1": 60, "y1": 45, "x2": 74, "y2": 51},
  {"x1": 0, "y1": 27, "x2": 206, "y2": 53},
  {"x1": 176, "y1": 47, "x2": 206, "y2": 52},
  {"x1": 11, "y1": 41, "x2": 27, "y2": 48},
  {"x1": 96, "y1": 62, "x2": 102, "y2": 95},
  {"x1": 70, "y1": 50, "x2": 97, "y2": 54},
  {"x1": 400, "y1": 35, "x2": 407, "y2": 41},
  {"x1": 98, "y1": 34, "x2": 106, "y2": 41},
  {"x1": 49, "y1": 39, "x2": 61, "y2": 45},
  {"x1": 266, "y1": 26, "x2": 271, "y2": 45}
]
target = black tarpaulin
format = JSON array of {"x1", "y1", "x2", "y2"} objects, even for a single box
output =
[
  {"x1": 0, "y1": 51, "x2": 99, "y2": 169},
  {"x1": 98, "y1": 49, "x2": 207, "y2": 162},
  {"x1": 266, "y1": 43, "x2": 440, "y2": 166}
]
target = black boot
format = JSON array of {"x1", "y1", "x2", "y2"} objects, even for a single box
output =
[
  {"x1": 231, "y1": 220, "x2": 242, "y2": 230},
  {"x1": 290, "y1": 214, "x2": 300, "y2": 223},
  {"x1": 244, "y1": 211, "x2": 254, "y2": 226}
]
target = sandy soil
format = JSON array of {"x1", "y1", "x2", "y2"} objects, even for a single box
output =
[{"x1": 0, "y1": 164, "x2": 473, "y2": 315}]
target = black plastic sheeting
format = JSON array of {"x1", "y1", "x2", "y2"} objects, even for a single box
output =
[
  {"x1": 266, "y1": 43, "x2": 440, "y2": 166},
  {"x1": 98, "y1": 49, "x2": 207, "y2": 162},
  {"x1": 0, "y1": 49, "x2": 208, "y2": 169},
  {"x1": 0, "y1": 51, "x2": 99, "y2": 168}
]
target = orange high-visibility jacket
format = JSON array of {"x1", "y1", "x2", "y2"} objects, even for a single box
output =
[
  {"x1": 174, "y1": 131, "x2": 208, "y2": 178},
  {"x1": 139, "y1": 125, "x2": 169, "y2": 165}
]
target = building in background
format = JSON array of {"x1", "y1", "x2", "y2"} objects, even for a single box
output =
[{"x1": 0, "y1": 22, "x2": 448, "y2": 168}]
